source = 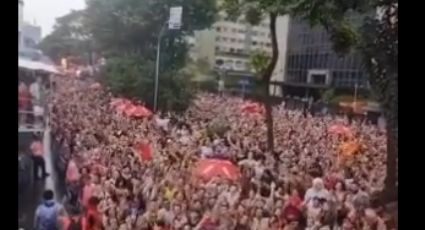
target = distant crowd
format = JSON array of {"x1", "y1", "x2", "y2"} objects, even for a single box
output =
[{"x1": 33, "y1": 76, "x2": 395, "y2": 230}]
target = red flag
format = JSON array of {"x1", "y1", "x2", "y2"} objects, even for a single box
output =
[{"x1": 134, "y1": 142, "x2": 153, "y2": 161}]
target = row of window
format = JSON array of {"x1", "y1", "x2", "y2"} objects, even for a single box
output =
[
  {"x1": 216, "y1": 36, "x2": 271, "y2": 48},
  {"x1": 215, "y1": 46, "x2": 245, "y2": 54},
  {"x1": 215, "y1": 58, "x2": 249, "y2": 70},
  {"x1": 215, "y1": 26, "x2": 270, "y2": 38},
  {"x1": 286, "y1": 53, "x2": 363, "y2": 71},
  {"x1": 286, "y1": 70, "x2": 366, "y2": 86}
]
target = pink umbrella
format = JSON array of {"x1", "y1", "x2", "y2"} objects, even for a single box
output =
[
  {"x1": 110, "y1": 98, "x2": 125, "y2": 107},
  {"x1": 328, "y1": 124, "x2": 351, "y2": 135},
  {"x1": 89, "y1": 83, "x2": 102, "y2": 89},
  {"x1": 124, "y1": 105, "x2": 152, "y2": 118}
]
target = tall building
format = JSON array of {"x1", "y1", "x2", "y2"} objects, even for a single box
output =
[
  {"x1": 189, "y1": 14, "x2": 290, "y2": 95},
  {"x1": 22, "y1": 22, "x2": 42, "y2": 49},
  {"x1": 284, "y1": 17, "x2": 368, "y2": 93},
  {"x1": 19, "y1": 0, "x2": 24, "y2": 48}
]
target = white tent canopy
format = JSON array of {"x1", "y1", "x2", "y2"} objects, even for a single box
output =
[{"x1": 19, "y1": 57, "x2": 59, "y2": 74}]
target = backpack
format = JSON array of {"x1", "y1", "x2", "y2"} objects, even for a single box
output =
[
  {"x1": 38, "y1": 203, "x2": 59, "y2": 230},
  {"x1": 67, "y1": 217, "x2": 82, "y2": 230}
]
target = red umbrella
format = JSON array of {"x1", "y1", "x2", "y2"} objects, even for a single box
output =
[
  {"x1": 127, "y1": 105, "x2": 152, "y2": 118},
  {"x1": 110, "y1": 98, "x2": 124, "y2": 107},
  {"x1": 328, "y1": 124, "x2": 351, "y2": 135},
  {"x1": 116, "y1": 101, "x2": 133, "y2": 113},
  {"x1": 193, "y1": 159, "x2": 241, "y2": 181},
  {"x1": 241, "y1": 102, "x2": 264, "y2": 114}
]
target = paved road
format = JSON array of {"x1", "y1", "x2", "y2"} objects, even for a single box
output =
[{"x1": 18, "y1": 129, "x2": 65, "y2": 230}]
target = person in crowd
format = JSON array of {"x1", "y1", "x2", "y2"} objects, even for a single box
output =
[
  {"x1": 30, "y1": 76, "x2": 43, "y2": 104},
  {"x1": 31, "y1": 133, "x2": 49, "y2": 179},
  {"x1": 34, "y1": 190, "x2": 63, "y2": 230},
  {"x1": 48, "y1": 77, "x2": 394, "y2": 230}
]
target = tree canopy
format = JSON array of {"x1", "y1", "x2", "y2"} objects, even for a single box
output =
[
  {"x1": 84, "y1": 0, "x2": 218, "y2": 112},
  {"x1": 39, "y1": 10, "x2": 91, "y2": 62}
]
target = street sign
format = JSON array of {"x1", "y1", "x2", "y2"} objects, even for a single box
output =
[{"x1": 169, "y1": 6, "x2": 183, "y2": 30}]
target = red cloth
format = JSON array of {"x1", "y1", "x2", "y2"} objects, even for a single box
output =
[
  {"x1": 134, "y1": 142, "x2": 153, "y2": 161},
  {"x1": 85, "y1": 208, "x2": 102, "y2": 230},
  {"x1": 19, "y1": 84, "x2": 31, "y2": 110}
]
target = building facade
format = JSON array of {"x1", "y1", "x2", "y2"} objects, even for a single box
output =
[
  {"x1": 284, "y1": 17, "x2": 368, "y2": 90},
  {"x1": 22, "y1": 23, "x2": 42, "y2": 49},
  {"x1": 189, "y1": 14, "x2": 290, "y2": 95},
  {"x1": 19, "y1": 0, "x2": 24, "y2": 48}
]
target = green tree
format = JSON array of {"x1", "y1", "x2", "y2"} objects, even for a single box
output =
[
  {"x1": 101, "y1": 55, "x2": 194, "y2": 112},
  {"x1": 85, "y1": 0, "x2": 217, "y2": 112},
  {"x1": 84, "y1": 0, "x2": 216, "y2": 70},
  {"x1": 321, "y1": 88, "x2": 335, "y2": 104},
  {"x1": 39, "y1": 10, "x2": 93, "y2": 62},
  {"x1": 294, "y1": 0, "x2": 398, "y2": 203},
  {"x1": 222, "y1": 0, "x2": 297, "y2": 151}
]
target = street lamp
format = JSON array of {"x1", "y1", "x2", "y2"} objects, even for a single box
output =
[{"x1": 153, "y1": 6, "x2": 183, "y2": 112}]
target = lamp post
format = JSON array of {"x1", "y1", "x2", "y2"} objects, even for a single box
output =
[{"x1": 153, "y1": 6, "x2": 183, "y2": 112}]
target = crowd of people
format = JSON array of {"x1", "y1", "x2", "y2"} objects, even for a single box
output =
[{"x1": 39, "y1": 76, "x2": 395, "y2": 230}]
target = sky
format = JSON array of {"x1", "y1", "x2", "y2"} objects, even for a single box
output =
[{"x1": 23, "y1": 0, "x2": 86, "y2": 37}]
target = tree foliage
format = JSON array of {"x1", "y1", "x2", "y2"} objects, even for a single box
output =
[
  {"x1": 39, "y1": 10, "x2": 92, "y2": 62},
  {"x1": 84, "y1": 0, "x2": 217, "y2": 112},
  {"x1": 249, "y1": 51, "x2": 271, "y2": 77},
  {"x1": 85, "y1": 0, "x2": 216, "y2": 67},
  {"x1": 101, "y1": 55, "x2": 194, "y2": 112}
]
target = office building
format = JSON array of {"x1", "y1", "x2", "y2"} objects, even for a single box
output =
[
  {"x1": 284, "y1": 17, "x2": 368, "y2": 93},
  {"x1": 189, "y1": 13, "x2": 290, "y2": 95},
  {"x1": 22, "y1": 22, "x2": 42, "y2": 49},
  {"x1": 19, "y1": 0, "x2": 24, "y2": 48}
]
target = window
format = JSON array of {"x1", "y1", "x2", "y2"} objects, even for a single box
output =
[
  {"x1": 216, "y1": 37, "x2": 221, "y2": 41},
  {"x1": 311, "y1": 74, "x2": 327, "y2": 85},
  {"x1": 238, "y1": 29, "x2": 245, "y2": 33},
  {"x1": 222, "y1": 37, "x2": 228, "y2": 42},
  {"x1": 223, "y1": 27, "x2": 228, "y2": 32},
  {"x1": 230, "y1": 48, "x2": 235, "y2": 53},
  {"x1": 236, "y1": 49, "x2": 244, "y2": 53},
  {"x1": 230, "y1": 38, "x2": 236, "y2": 42},
  {"x1": 252, "y1": 41, "x2": 258, "y2": 46},
  {"x1": 216, "y1": 27, "x2": 221, "y2": 32},
  {"x1": 232, "y1": 28, "x2": 237, "y2": 33},
  {"x1": 252, "y1": 31, "x2": 258, "y2": 36},
  {"x1": 215, "y1": 46, "x2": 220, "y2": 51},
  {"x1": 238, "y1": 39, "x2": 244, "y2": 43}
]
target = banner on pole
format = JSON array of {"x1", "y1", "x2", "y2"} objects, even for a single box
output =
[{"x1": 169, "y1": 6, "x2": 183, "y2": 30}]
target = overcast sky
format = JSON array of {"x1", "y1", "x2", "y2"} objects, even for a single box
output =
[{"x1": 23, "y1": 0, "x2": 86, "y2": 37}]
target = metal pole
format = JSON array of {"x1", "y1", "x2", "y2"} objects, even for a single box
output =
[
  {"x1": 154, "y1": 27, "x2": 165, "y2": 112},
  {"x1": 353, "y1": 83, "x2": 358, "y2": 108}
]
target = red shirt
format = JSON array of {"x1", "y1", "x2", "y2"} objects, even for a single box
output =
[
  {"x1": 282, "y1": 204, "x2": 302, "y2": 222},
  {"x1": 31, "y1": 141, "x2": 44, "y2": 157}
]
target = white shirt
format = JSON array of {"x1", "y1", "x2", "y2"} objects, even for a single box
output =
[
  {"x1": 201, "y1": 146, "x2": 213, "y2": 157},
  {"x1": 304, "y1": 188, "x2": 330, "y2": 205},
  {"x1": 29, "y1": 82, "x2": 41, "y2": 101}
]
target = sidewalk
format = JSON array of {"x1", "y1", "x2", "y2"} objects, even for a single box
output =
[{"x1": 18, "y1": 128, "x2": 65, "y2": 229}]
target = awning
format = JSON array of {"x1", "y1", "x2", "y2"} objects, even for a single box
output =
[{"x1": 19, "y1": 58, "x2": 59, "y2": 74}]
